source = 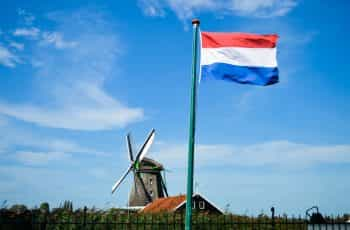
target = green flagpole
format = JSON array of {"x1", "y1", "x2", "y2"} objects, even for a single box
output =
[{"x1": 185, "y1": 18, "x2": 200, "y2": 230}]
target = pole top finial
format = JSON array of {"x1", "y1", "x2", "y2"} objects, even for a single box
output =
[{"x1": 192, "y1": 19, "x2": 200, "y2": 25}]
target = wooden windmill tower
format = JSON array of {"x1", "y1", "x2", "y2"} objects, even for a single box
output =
[{"x1": 111, "y1": 129, "x2": 168, "y2": 207}]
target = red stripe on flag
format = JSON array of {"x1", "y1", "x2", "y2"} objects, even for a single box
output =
[{"x1": 201, "y1": 32, "x2": 278, "y2": 48}]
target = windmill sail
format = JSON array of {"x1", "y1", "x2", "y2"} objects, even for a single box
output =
[
  {"x1": 134, "y1": 129, "x2": 155, "y2": 163},
  {"x1": 126, "y1": 134, "x2": 134, "y2": 162},
  {"x1": 160, "y1": 175, "x2": 169, "y2": 197},
  {"x1": 112, "y1": 164, "x2": 133, "y2": 194}
]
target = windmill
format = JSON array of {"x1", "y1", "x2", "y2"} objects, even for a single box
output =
[{"x1": 111, "y1": 129, "x2": 169, "y2": 207}]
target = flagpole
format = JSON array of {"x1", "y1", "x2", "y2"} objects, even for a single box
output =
[{"x1": 185, "y1": 18, "x2": 200, "y2": 230}]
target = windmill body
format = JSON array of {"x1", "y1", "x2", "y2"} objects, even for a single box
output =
[
  {"x1": 111, "y1": 129, "x2": 168, "y2": 208},
  {"x1": 129, "y1": 157, "x2": 165, "y2": 206}
]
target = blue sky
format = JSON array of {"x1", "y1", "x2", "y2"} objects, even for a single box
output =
[{"x1": 0, "y1": 0, "x2": 349, "y2": 215}]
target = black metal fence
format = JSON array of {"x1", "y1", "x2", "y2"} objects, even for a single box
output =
[
  {"x1": 2, "y1": 221, "x2": 350, "y2": 230},
  {"x1": 1, "y1": 214, "x2": 349, "y2": 230},
  {"x1": 1, "y1": 206, "x2": 349, "y2": 230}
]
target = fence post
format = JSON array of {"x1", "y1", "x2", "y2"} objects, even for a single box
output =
[
  {"x1": 83, "y1": 206, "x2": 87, "y2": 229},
  {"x1": 0, "y1": 209, "x2": 2, "y2": 230},
  {"x1": 40, "y1": 212, "x2": 47, "y2": 230},
  {"x1": 143, "y1": 214, "x2": 146, "y2": 230},
  {"x1": 151, "y1": 214, "x2": 153, "y2": 230},
  {"x1": 30, "y1": 210, "x2": 33, "y2": 230},
  {"x1": 165, "y1": 213, "x2": 168, "y2": 230},
  {"x1": 271, "y1": 207, "x2": 275, "y2": 230}
]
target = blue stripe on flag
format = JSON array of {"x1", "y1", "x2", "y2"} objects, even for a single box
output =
[{"x1": 201, "y1": 63, "x2": 279, "y2": 86}]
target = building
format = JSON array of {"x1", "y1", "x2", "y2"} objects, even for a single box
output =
[{"x1": 140, "y1": 193, "x2": 224, "y2": 215}]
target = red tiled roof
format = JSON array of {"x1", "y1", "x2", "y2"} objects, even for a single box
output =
[{"x1": 140, "y1": 195, "x2": 186, "y2": 213}]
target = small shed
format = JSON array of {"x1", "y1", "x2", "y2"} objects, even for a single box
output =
[{"x1": 140, "y1": 193, "x2": 224, "y2": 215}]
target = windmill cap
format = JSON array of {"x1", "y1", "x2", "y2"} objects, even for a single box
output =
[{"x1": 138, "y1": 157, "x2": 164, "y2": 171}]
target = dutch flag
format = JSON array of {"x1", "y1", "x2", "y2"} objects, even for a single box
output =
[{"x1": 200, "y1": 32, "x2": 279, "y2": 86}]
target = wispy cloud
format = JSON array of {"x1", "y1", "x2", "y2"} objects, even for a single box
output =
[
  {"x1": 0, "y1": 116, "x2": 7, "y2": 127},
  {"x1": 30, "y1": 59, "x2": 43, "y2": 67},
  {"x1": 0, "y1": 117, "x2": 9, "y2": 152},
  {"x1": 229, "y1": 0, "x2": 298, "y2": 18},
  {"x1": 0, "y1": 94, "x2": 143, "y2": 130},
  {"x1": 9, "y1": 42, "x2": 24, "y2": 50},
  {"x1": 17, "y1": 8, "x2": 35, "y2": 25},
  {"x1": 0, "y1": 122, "x2": 109, "y2": 166},
  {"x1": 0, "y1": 8, "x2": 144, "y2": 130},
  {"x1": 13, "y1": 27, "x2": 40, "y2": 38},
  {"x1": 138, "y1": 0, "x2": 166, "y2": 17},
  {"x1": 280, "y1": 30, "x2": 318, "y2": 46},
  {"x1": 88, "y1": 168, "x2": 109, "y2": 179},
  {"x1": 138, "y1": 0, "x2": 298, "y2": 21},
  {"x1": 150, "y1": 140, "x2": 350, "y2": 169},
  {"x1": 0, "y1": 126, "x2": 104, "y2": 155},
  {"x1": 0, "y1": 44, "x2": 21, "y2": 67},
  {"x1": 12, "y1": 26, "x2": 76, "y2": 50},
  {"x1": 15, "y1": 151, "x2": 70, "y2": 166},
  {"x1": 40, "y1": 32, "x2": 78, "y2": 49}
]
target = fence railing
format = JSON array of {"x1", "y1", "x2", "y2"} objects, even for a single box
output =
[
  {"x1": 1, "y1": 211, "x2": 349, "y2": 230},
  {"x1": 1, "y1": 221, "x2": 350, "y2": 230},
  {"x1": 1, "y1": 218, "x2": 349, "y2": 230}
]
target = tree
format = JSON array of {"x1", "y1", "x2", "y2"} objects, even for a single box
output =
[
  {"x1": 61, "y1": 200, "x2": 73, "y2": 212},
  {"x1": 9, "y1": 204, "x2": 28, "y2": 214},
  {"x1": 40, "y1": 202, "x2": 50, "y2": 214}
]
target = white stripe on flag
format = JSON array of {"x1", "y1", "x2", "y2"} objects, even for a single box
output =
[{"x1": 201, "y1": 47, "x2": 277, "y2": 68}]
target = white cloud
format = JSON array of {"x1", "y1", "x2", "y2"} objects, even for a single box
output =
[
  {"x1": 17, "y1": 9, "x2": 35, "y2": 25},
  {"x1": 1, "y1": 9, "x2": 144, "y2": 130},
  {"x1": 150, "y1": 140, "x2": 350, "y2": 169},
  {"x1": 0, "y1": 117, "x2": 8, "y2": 153},
  {"x1": 41, "y1": 32, "x2": 77, "y2": 49},
  {"x1": 281, "y1": 30, "x2": 318, "y2": 46},
  {"x1": 30, "y1": 59, "x2": 43, "y2": 67},
  {"x1": 0, "y1": 45, "x2": 20, "y2": 67},
  {"x1": 9, "y1": 42, "x2": 24, "y2": 50},
  {"x1": 88, "y1": 168, "x2": 109, "y2": 179},
  {"x1": 229, "y1": 0, "x2": 298, "y2": 18},
  {"x1": 39, "y1": 138, "x2": 108, "y2": 156},
  {"x1": 0, "y1": 96, "x2": 143, "y2": 130},
  {"x1": 13, "y1": 27, "x2": 76, "y2": 50},
  {"x1": 138, "y1": 0, "x2": 166, "y2": 17},
  {"x1": 138, "y1": 0, "x2": 298, "y2": 20},
  {"x1": 167, "y1": 0, "x2": 216, "y2": 21},
  {"x1": 15, "y1": 151, "x2": 70, "y2": 166},
  {"x1": 0, "y1": 116, "x2": 7, "y2": 127},
  {"x1": 13, "y1": 27, "x2": 40, "y2": 38},
  {"x1": 234, "y1": 89, "x2": 257, "y2": 112},
  {"x1": 0, "y1": 123, "x2": 110, "y2": 166}
]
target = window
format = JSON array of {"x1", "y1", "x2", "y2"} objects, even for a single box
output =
[
  {"x1": 192, "y1": 201, "x2": 196, "y2": 209},
  {"x1": 199, "y1": 201, "x2": 205, "y2": 209},
  {"x1": 149, "y1": 178, "x2": 153, "y2": 185},
  {"x1": 149, "y1": 190, "x2": 153, "y2": 196}
]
